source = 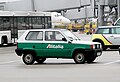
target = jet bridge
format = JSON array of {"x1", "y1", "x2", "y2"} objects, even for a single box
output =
[{"x1": 95, "y1": 0, "x2": 118, "y2": 26}]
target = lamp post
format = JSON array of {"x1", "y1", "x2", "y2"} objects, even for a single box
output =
[
  {"x1": 98, "y1": 0, "x2": 105, "y2": 26},
  {"x1": 31, "y1": 0, "x2": 35, "y2": 11},
  {"x1": 118, "y1": 0, "x2": 120, "y2": 18}
]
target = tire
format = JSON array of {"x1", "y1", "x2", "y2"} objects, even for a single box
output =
[
  {"x1": 36, "y1": 58, "x2": 46, "y2": 64},
  {"x1": 90, "y1": 33, "x2": 92, "y2": 35},
  {"x1": 86, "y1": 32, "x2": 89, "y2": 35},
  {"x1": 1, "y1": 38, "x2": 4, "y2": 46},
  {"x1": 22, "y1": 53, "x2": 35, "y2": 65},
  {"x1": 86, "y1": 56, "x2": 96, "y2": 63},
  {"x1": 73, "y1": 52, "x2": 85, "y2": 64}
]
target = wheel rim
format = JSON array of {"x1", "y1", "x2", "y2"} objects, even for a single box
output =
[
  {"x1": 24, "y1": 54, "x2": 33, "y2": 63},
  {"x1": 76, "y1": 53, "x2": 84, "y2": 61}
]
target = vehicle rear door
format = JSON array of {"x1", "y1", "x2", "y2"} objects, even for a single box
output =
[{"x1": 25, "y1": 31, "x2": 43, "y2": 56}]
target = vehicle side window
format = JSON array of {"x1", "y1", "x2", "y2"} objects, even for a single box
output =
[
  {"x1": 111, "y1": 28, "x2": 116, "y2": 34},
  {"x1": 96, "y1": 28, "x2": 109, "y2": 34},
  {"x1": 112, "y1": 28, "x2": 120, "y2": 34},
  {"x1": 116, "y1": 28, "x2": 120, "y2": 34},
  {"x1": 45, "y1": 31, "x2": 64, "y2": 41},
  {"x1": 26, "y1": 31, "x2": 43, "y2": 40},
  {"x1": 55, "y1": 31, "x2": 65, "y2": 41}
]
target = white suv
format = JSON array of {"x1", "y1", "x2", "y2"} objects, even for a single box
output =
[{"x1": 92, "y1": 26, "x2": 120, "y2": 50}]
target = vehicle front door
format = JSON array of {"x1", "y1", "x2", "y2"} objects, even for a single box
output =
[
  {"x1": 98, "y1": 28, "x2": 115, "y2": 45},
  {"x1": 109, "y1": 27, "x2": 120, "y2": 45},
  {"x1": 43, "y1": 31, "x2": 71, "y2": 58}
]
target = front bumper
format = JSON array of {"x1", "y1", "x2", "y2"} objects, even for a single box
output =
[
  {"x1": 95, "y1": 49, "x2": 102, "y2": 57},
  {"x1": 85, "y1": 49, "x2": 102, "y2": 57}
]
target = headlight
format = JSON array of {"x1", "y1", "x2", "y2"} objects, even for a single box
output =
[
  {"x1": 96, "y1": 44, "x2": 102, "y2": 49},
  {"x1": 99, "y1": 44, "x2": 102, "y2": 49},
  {"x1": 96, "y1": 44, "x2": 100, "y2": 49},
  {"x1": 91, "y1": 44, "x2": 101, "y2": 49}
]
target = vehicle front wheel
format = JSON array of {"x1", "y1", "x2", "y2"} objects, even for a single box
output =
[
  {"x1": 1, "y1": 38, "x2": 5, "y2": 46},
  {"x1": 36, "y1": 58, "x2": 46, "y2": 64},
  {"x1": 22, "y1": 53, "x2": 35, "y2": 65},
  {"x1": 73, "y1": 52, "x2": 85, "y2": 64},
  {"x1": 86, "y1": 56, "x2": 96, "y2": 63}
]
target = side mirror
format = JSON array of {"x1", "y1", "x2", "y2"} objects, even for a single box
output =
[{"x1": 62, "y1": 38, "x2": 67, "y2": 41}]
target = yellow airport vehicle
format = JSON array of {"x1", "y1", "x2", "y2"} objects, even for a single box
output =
[{"x1": 92, "y1": 26, "x2": 120, "y2": 50}]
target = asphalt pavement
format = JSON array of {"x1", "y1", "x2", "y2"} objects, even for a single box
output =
[{"x1": 0, "y1": 32, "x2": 120, "y2": 82}]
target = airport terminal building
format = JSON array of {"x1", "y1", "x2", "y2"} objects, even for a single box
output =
[{"x1": 0, "y1": 0, "x2": 119, "y2": 26}]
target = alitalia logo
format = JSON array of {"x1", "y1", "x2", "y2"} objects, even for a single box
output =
[{"x1": 47, "y1": 44, "x2": 64, "y2": 49}]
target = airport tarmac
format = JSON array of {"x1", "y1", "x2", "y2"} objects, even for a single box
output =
[{"x1": 0, "y1": 33, "x2": 120, "y2": 82}]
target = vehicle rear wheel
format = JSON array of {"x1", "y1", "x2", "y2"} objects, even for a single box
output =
[
  {"x1": 73, "y1": 52, "x2": 85, "y2": 64},
  {"x1": 86, "y1": 32, "x2": 89, "y2": 35},
  {"x1": 36, "y1": 58, "x2": 46, "y2": 64},
  {"x1": 22, "y1": 53, "x2": 35, "y2": 65}
]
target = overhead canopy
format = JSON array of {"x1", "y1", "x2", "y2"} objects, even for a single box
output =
[
  {"x1": 35, "y1": 0, "x2": 91, "y2": 11},
  {"x1": 0, "y1": 0, "x2": 21, "y2": 3}
]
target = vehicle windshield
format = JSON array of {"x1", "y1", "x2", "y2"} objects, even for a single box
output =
[{"x1": 62, "y1": 30, "x2": 80, "y2": 41}]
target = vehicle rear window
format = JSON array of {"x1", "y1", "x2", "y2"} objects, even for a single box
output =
[{"x1": 26, "y1": 31, "x2": 43, "y2": 40}]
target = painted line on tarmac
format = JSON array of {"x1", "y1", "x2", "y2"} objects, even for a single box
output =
[
  {"x1": 0, "y1": 60, "x2": 20, "y2": 65},
  {"x1": 103, "y1": 60, "x2": 120, "y2": 65}
]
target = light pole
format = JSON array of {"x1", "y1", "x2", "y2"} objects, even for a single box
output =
[
  {"x1": 85, "y1": 6, "x2": 88, "y2": 24},
  {"x1": 98, "y1": 0, "x2": 105, "y2": 26},
  {"x1": 31, "y1": 0, "x2": 35, "y2": 11},
  {"x1": 118, "y1": 0, "x2": 120, "y2": 18}
]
